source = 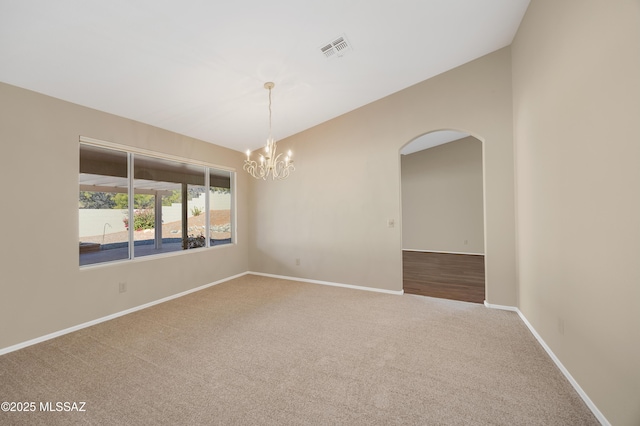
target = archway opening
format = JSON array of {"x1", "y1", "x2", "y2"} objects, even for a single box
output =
[{"x1": 400, "y1": 130, "x2": 486, "y2": 303}]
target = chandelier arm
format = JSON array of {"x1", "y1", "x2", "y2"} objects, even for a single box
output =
[
  {"x1": 244, "y1": 159, "x2": 268, "y2": 180},
  {"x1": 270, "y1": 153, "x2": 295, "y2": 180},
  {"x1": 275, "y1": 164, "x2": 295, "y2": 180}
]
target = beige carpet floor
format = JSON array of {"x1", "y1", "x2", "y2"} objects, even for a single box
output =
[{"x1": 0, "y1": 274, "x2": 598, "y2": 425}]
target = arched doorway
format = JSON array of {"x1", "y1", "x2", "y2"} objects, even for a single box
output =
[{"x1": 400, "y1": 130, "x2": 486, "y2": 303}]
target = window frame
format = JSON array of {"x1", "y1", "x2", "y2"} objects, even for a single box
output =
[{"x1": 79, "y1": 136, "x2": 236, "y2": 268}]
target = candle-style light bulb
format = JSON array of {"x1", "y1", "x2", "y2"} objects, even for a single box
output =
[{"x1": 246, "y1": 149, "x2": 251, "y2": 160}]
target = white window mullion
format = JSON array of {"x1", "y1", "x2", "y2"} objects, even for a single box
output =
[
  {"x1": 204, "y1": 168, "x2": 211, "y2": 248},
  {"x1": 128, "y1": 152, "x2": 135, "y2": 260}
]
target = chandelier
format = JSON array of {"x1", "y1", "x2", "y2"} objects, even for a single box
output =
[{"x1": 244, "y1": 82, "x2": 295, "y2": 180}]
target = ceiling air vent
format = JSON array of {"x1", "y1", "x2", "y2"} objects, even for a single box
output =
[{"x1": 320, "y1": 34, "x2": 353, "y2": 59}]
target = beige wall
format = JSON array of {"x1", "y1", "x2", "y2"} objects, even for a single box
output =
[
  {"x1": 249, "y1": 47, "x2": 517, "y2": 304},
  {"x1": 512, "y1": 1, "x2": 640, "y2": 424},
  {"x1": 401, "y1": 136, "x2": 484, "y2": 254},
  {"x1": 0, "y1": 82, "x2": 249, "y2": 350}
]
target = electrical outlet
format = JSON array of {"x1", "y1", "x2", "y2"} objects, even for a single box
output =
[
  {"x1": 119, "y1": 282, "x2": 127, "y2": 293},
  {"x1": 295, "y1": 258, "x2": 300, "y2": 266},
  {"x1": 464, "y1": 240, "x2": 468, "y2": 245}
]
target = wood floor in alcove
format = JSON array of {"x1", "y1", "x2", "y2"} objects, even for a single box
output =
[{"x1": 402, "y1": 251, "x2": 485, "y2": 304}]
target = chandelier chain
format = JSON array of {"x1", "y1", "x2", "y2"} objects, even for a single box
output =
[{"x1": 268, "y1": 85, "x2": 272, "y2": 140}]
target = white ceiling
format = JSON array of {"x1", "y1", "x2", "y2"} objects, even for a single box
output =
[{"x1": 0, "y1": 0, "x2": 529, "y2": 153}]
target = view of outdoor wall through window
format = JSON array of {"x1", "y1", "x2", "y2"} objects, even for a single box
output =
[{"x1": 79, "y1": 142, "x2": 234, "y2": 266}]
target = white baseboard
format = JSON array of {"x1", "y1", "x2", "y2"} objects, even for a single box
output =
[
  {"x1": 0, "y1": 272, "x2": 248, "y2": 356},
  {"x1": 483, "y1": 300, "x2": 519, "y2": 311},
  {"x1": 248, "y1": 271, "x2": 404, "y2": 295},
  {"x1": 403, "y1": 249, "x2": 484, "y2": 256},
  {"x1": 484, "y1": 301, "x2": 609, "y2": 426},
  {"x1": 516, "y1": 310, "x2": 609, "y2": 426}
]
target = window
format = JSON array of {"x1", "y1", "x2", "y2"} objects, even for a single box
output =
[{"x1": 79, "y1": 141, "x2": 234, "y2": 266}]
